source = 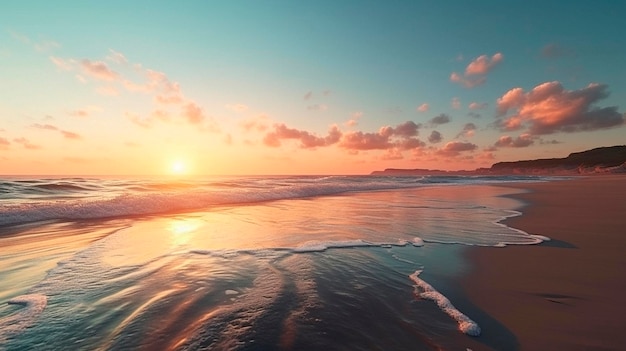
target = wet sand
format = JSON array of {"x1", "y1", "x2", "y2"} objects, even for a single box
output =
[{"x1": 462, "y1": 175, "x2": 626, "y2": 350}]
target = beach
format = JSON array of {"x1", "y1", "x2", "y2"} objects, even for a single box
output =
[
  {"x1": 462, "y1": 175, "x2": 626, "y2": 350},
  {"x1": 2, "y1": 174, "x2": 625, "y2": 350}
]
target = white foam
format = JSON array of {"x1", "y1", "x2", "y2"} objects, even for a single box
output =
[
  {"x1": 409, "y1": 270, "x2": 481, "y2": 336},
  {"x1": 225, "y1": 290, "x2": 239, "y2": 296},
  {"x1": 292, "y1": 240, "x2": 375, "y2": 253},
  {"x1": 0, "y1": 294, "x2": 48, "y2": 342},
  {"x1": 412, "y1": 237, "x2": 425, "y2": 247}
]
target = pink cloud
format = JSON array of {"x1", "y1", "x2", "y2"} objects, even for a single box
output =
[
  {"x1": 60, "y1": 130, "x2": 81, "y2": 140},
  {"x1": 50, "y1": 56, "x2": 73, "y2": 71},
  {"x1": 437, "y1": 141, "x2": 477, "y2": 156},
  {"x1": 31, "y1": 123, "x2": 81, "y2": 140},
  {"x1": 496, "y1": 81, "x2": 625, "y2": 135},
  {"x1": 183, "y1": 102, "x2": 205, "y2": 125},
  {"x1": 345, "y1": 111, "x2": 363, "y2": 127},
  {"x1": 338, "y1": 121, "x2": 422, "y2": 151},
  {"x1": 417, "y1": 103, "x2": 430, "y2": 112},
  {"x1": 380, "y1": 148, "x2": 404, "y2": 160},
  {"x1": 494, "y1": 134, "x2": 535, "y2": 148},
  {"x1": 450, "y1": 53, "x2": 503, "y2": 88},
  {"x1": 81, "y1": 59, "x2": 118, "y2": 81},
  {"x1": 469, "y1": 102, "x2": 487, "y2": 110},
  {"x1": 450, "y1": 72, "x2": 486, "y2": 88},
  {"x1": 264, "y1": 124, "x2": 342, "y2": 148},
  {"x1": 465, "y1": 53, "x2": 503, "y2": 76},
  {"x1": 0, "y1": 137, "x2": 10, "y2": 150},
  {"x1": 13, "y1": 137, "x2": 41, "y2": 150},
  {"x1": 241, "y1": 115, "x2": 270, "y2": 132}
]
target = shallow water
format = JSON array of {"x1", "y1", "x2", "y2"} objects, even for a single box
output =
[{"x1": 0, "y1": 176, "x2": 550, "y2": 350}]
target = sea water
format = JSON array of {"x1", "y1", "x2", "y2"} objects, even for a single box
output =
[{"x1": 0, "y1": 175, "x2": 553, "y2": 350}]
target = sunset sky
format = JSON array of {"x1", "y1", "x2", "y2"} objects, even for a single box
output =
[{"x1": 1, "y1": 1, "x2": 625, "y2": 175}]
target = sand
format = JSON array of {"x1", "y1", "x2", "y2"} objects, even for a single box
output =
[{"x1": 461, "y1": 175, "x2": 626, "y2": 351}]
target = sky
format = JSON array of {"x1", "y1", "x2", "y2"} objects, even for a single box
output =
[{"x1": 1, "y1": 1, "x2": 625, "y2": 175}]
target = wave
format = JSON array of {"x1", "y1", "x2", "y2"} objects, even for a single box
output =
[
  {"x1": 0, "y1": 175, "x2": 557, "y2": 227},
  {"x1": 0, "y1": 294, "x2": 48, "y2": 343}
]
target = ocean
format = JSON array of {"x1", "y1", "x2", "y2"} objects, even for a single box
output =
[{"x1": 0, "y1": 175, "x2": 552, "y2": 350}]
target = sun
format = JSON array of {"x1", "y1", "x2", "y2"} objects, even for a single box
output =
[{"x1": 170, "y1": 160, "x2": 187, "y2": 175}]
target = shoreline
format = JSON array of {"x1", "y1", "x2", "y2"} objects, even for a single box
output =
[{"x1": 460, "y1": 175, "x2": 626, "y2": 350}]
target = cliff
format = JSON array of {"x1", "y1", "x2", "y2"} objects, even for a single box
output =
[{"x1": 370, "y1": 145, "x2": 626, "y2": 176}]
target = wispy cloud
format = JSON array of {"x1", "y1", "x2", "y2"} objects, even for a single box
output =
[
  {"x1": 417, "y1": 103, "x2": 430, "y2": 112},
  {"x1": 0, "y1": 137, "x2": 10, "y2": 150},
  {"x1": 13, "y1": 137, "x2": 41, "y2": 150},
  {"x1": 31, "y1": 123, "x2": 82, "y2": 140},
  {"x1": 540, "y1": 43, "x2": 573, "y2": 59},
  {"x1": 225, "y1": 103, "x2": 249, "y2": 113}
]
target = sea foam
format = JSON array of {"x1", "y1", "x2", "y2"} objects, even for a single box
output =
[
  {"x1": 0, "y1": 294, "x2": 48, "y2": 342},
  {"x1": 409, "y1": 270, "x2": 481, "y2": 336}
]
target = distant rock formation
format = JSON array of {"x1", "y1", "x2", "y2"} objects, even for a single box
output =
[
  {"x1": 370, "y1": 145, "x2": 626, "y2": 176},
  {"x1": 490, "y1": 145, "x2": 626, "y2": 175}
]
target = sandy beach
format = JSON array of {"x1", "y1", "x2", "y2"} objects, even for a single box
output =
[{"x1": 461, "y1": 175, "x2": 626, "y2": 350}]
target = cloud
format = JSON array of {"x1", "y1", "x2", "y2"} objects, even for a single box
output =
[
  {"x1": 51, "y1": 51, "x2": 215, "y2": 130},
  {"x1": 225, "y1": 103, "x2": 249, "y2": 113},
  {"x1": 450, "y1": 53, "x2": 503, "y2": 88},
  {"x1": 60, "y1": 130, "x2": 81, "y2": 140},
  {"x1": 50, "y1": 56, "x2": 73, "y2": 71},
  {"x1": 469, "y1": 102, "x2": 487, "y2": 110},
  {"x1": 381, "y1": 148, "x2": 404, "y2": 160},
  {"x1": 31, "y1": 123, "x2": 82, "y2": 140},
  {"x1": 450, "y1": 72, "x2": 486, "y2": 88},
  {"x1": 428, "y1": 130, "x2": 443, "y2": 143},
  {"x1": 183, "y1": 102, "x2": 205, "y2": 125},
  {"x1": 540, "y1": 43, "x2": 573, "y2": 59},
  {"x1": 494, "y1": 134, "x2": 535, "y2": 148},
  {"x1": 456, "y1": 123, "x2": 477, "y2": 138},
  {"x1": 303, "y1": 91, "x2": 313, "y2": 100},
  {"x1": 465, "y1": 53, "x2": 503, "y2": 76},
  {"x1": 106, "y1": 49, "x2": 128, "y2": 64},
  {"x1": 436, "y1": 141, "x2": 477, "y2": 156},
  {"x1": 451, "y1": 97, "x2": 461, "y2": 110},
  {"x1": 338, "y1": 121, "x2": 422, "y2": 151},
  {"x1": 495, "y1": 81, "x2": 625, "y2": 135},
  {"x1": 13, "y1": 137, "x2": 41, "y2": 150},
  {"x1": 241, "y1": 115, "x2": 270, "y2": 132},
  {"x1": 345, "y1": 112, "x2": 363, "y2": 127},
  {"x1": 263, "y1": 124, "x2": 342, "y2": 148},
  {"x1": 417, "y1": 103, "x2": 430, "y2": 112},
  {"x1": 307, "y1": 104, "x2": 328, "y2": 111},
  {"x1": 0, "y1": 137, "x2": 10, "y2": 150},
  {"x1": 80, "y1": 59, "x2": 118, "y2": 81},
  {"x1": 429, "y1": 114, "x2": 451, "y2": 126}
]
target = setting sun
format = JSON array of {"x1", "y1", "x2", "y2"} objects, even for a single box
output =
[{"x1": 170, "y1": 160, "x2": 187, "y2": 175}]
